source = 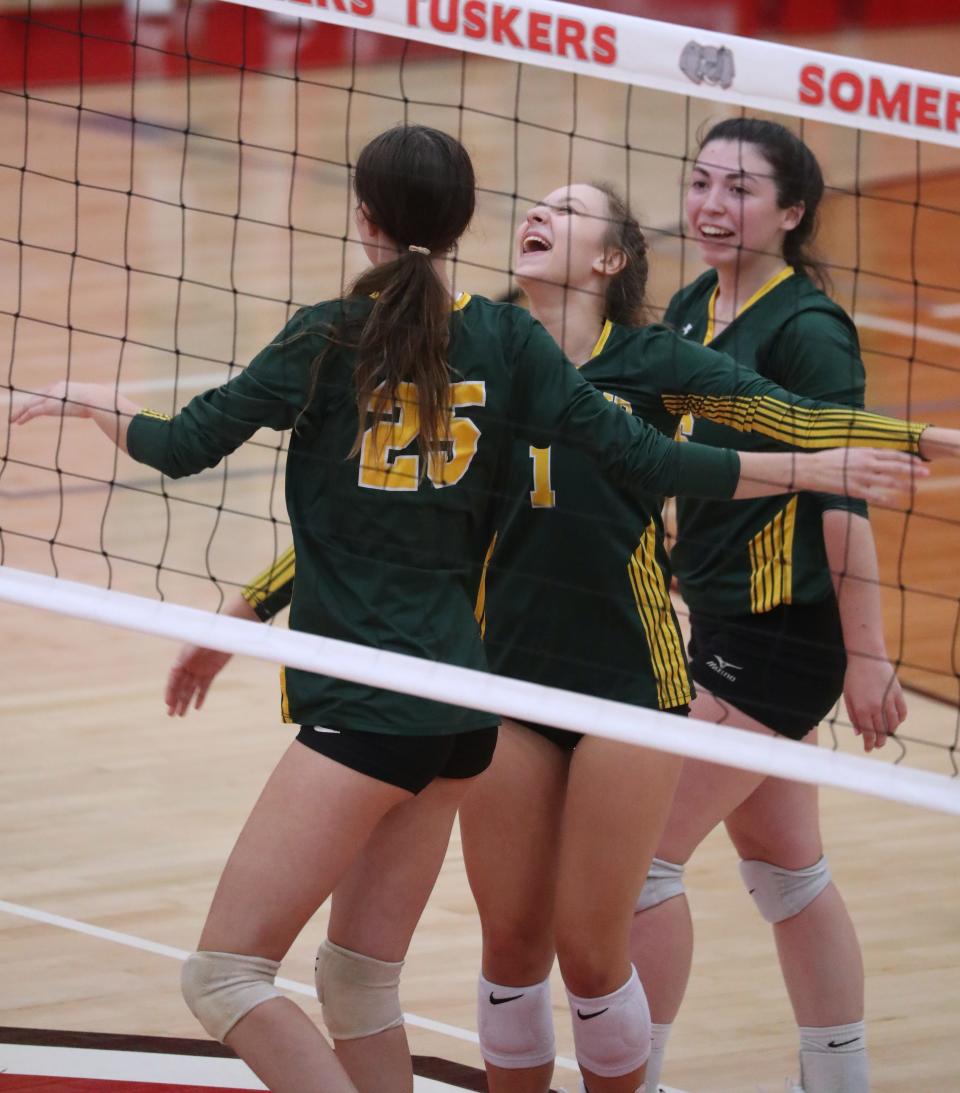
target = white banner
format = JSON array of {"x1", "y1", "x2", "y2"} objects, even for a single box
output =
[{"x1": 226, "y1": 0, "x2": 960, "y2": 147}]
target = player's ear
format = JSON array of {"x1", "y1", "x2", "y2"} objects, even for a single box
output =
[
  {"x1": 593, "y1": 247, "x2": 626, "y2": 277},
  {"x1": 781, "y1": 200, "x2": 804, "y2": 233},
  {"x1": 355, "y1": 202, "x2": 377, "y2": 233}
]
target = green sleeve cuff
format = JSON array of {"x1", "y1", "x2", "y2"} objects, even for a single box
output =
[
  {"x1": 675, "y1": 444, "x2": 740, "y2": 499},
  {"x1": 126, "y1": 410, "x2": 172, "y2": 470}
]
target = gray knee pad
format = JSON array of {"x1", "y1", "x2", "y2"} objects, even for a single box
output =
[
  {"x1": 566, "y1": 967, "x2": 651, "y2": 1079},
  {"x1": 181, "y1": 950, "x2": 282, "y2": 1042},
  {"x1": 739, "y1": 855, "x2": 832, "y2": 924},
  {"x1": 635, "y1": 858, "x2": 685, "y2": 913},
  {"x1": 314, "y1": 938, "x2": 404, "y2": 1040},
  {"x1": 477, "y1": 973, "x2": 556, "y2": 1068}
]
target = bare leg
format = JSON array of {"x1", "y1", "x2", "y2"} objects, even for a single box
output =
[
  {"x1": 629, "y1": 689, "x2": 770, "y2": 1027},
  {"x1": 460, "y1": 720, "x2": 571, "y2": 1093},
  {"x1": 327, "y1": 775, "x2": 476, "y2": 1093},
  {"x1": 724, "y1": 736, "x2": 864, "y2": 1028},
  {"x1": 197, "y1": 740, "x2": 412, "y2": 1093},
  {"x1": 555, "y1": 735, "x2": 682, "y2": 1093}
]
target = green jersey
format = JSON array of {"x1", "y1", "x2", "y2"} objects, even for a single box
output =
[
  {"x1": 481, "y1": 318, "x2": 924, "y2": 709},
  {"x1": 127, "y1": 293, "x2": 742, "y2": 734},
  {"x1": 668, "y1": 267, "x2": 913, "y2": 616}
]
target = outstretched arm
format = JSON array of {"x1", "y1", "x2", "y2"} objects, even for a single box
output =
[
  {"x1": 515, "y1": 320, "x2": 928, "y2": 505},
  {"x1": 733, "y1": 448, "x2": 926, "y2": 504},
  {"x1": 14, "y1": 315, "x2": 309, "y2": 476},
  {"x1": 918, "y1": 427, "x2": 960, "y2": 461},
  {"x1": 12, "y1": 381, "x2": 139, "y2": 451}
]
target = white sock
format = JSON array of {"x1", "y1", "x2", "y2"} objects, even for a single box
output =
[
  {"x1": 641, "y1": 1022, "x2": 671, "y2": 1092},
  {"x1": 798, "y1": 1022, "x2": 868, "y2": 1093}
]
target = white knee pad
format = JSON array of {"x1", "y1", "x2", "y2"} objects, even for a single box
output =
[
  {"x1": 566, "y1": 967, "x2": 651, "y2": 1079},
  {"x1": 314, "y1": 938, "x2": 404, "y2": 1040},
  {"x1": 739, "y1": 855, "x2": 832, "y2": 924},
  {"x1": 181, "y1": 950, "x2": 282, "y2": 1042},
  {"x1": 477, "y1": 973, "x2": 556, "y2": 1069},
  {"x1": 635, "y1": 858, "x2": 685, "y2": 913}
]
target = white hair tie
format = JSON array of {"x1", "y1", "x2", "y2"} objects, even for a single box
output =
[{"x1": 407, "y1": 244, "x2": 431, "y2": 255}]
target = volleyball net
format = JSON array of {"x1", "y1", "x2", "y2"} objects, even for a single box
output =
[{"x1": 2, "y1": 0, "x2": 960, "y2": 811}]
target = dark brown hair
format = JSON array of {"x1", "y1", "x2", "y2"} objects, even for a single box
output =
[
  {"x1": 591, "y1": 181, "x2": 650, "y2": 327},
  {"x1": 314, "y1": 125, "x2": 476, "y2": 473},
  {"x1": 697, "y1": 117, "x2": 828, "y2": 288}
]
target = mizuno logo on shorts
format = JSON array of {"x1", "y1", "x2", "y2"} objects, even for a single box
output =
[
  {"x1": 706, "y1": 653, "x2": 742, "y2": 682},
  {"x1": 312, "y1": 726, "x2": 342, "y2": 734}
]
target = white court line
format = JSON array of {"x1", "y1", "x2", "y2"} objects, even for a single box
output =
[
  {"x1": 929, "y1": 303, "x2": 960, "y2": 319},
  {"x1": 855, "y1": 312, "x2": 960, "y2": 350},
  {"x1": 1, "y1": 370, "x2": 231, "y2": 404},
  {"x1": 82, "y1": 315, "x2": 960, "y2": 377},
  {"x1": 0, "y1": 1043, "x2": 467, "y2": 1091},
  {"x1": 0, "y1": 1043, "x2": 267, "y2": 1088},
  {"x1": 4, "y1": 313, "x2": 958, "y2": 407},
  {"x1": 121, "y1": 370, "x2": 234, "y2": 394},
  {"x1": 917, "y1": 473, "x2": 960, "y2": 490},
  {"x1": 0, "y1": 897, "x2": 581, "y2": 1073}
]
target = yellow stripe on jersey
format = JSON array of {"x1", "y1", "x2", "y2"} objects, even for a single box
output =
[
  {"x1": 473, "y1": 533, "x2": 498, "y2": 638},
  {"x1": 704, "y1": 267, "x2": 795, "y2": 344},
  {"x1": 279, "y1": 666, "x2": 292, "y2": 723},
  {"x1": 591, "y1": 318, "x2": 614, "y2": 359},
  {"x1": 626, "y1": 522, "x2": 691, "y2": 710},
  {"x1": 139, "y1": 408, "x2": 171, "y2": 421},
  {"x1": 659, "y1": 393, "x2": 925, "y2": 454},
  {"x1": 747, "y1": 496, "x2": 797, "y2": 613},
  {"x1": 242, "y1": 546, "x2": 296, "y2": 609}
]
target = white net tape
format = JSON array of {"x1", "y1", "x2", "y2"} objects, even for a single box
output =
[
  {"x1": 230, "y1": 0, "x2": 960, "y2": 147},
  {"x1": 3, "y1": 563, "x2": 958, "y2": 815}
]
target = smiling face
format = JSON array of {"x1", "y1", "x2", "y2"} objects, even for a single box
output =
[
  {"x1": 514, "y1": 183, "x2": 621, "y2": 294},
  {"x1": 685, "y1": 139, "x2": 804, "y2": 273}
]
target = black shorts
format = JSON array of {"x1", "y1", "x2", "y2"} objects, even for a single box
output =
[
  {"x1": 514, "y1": 705, "x2": 689, "y2": 752},
  {"x1": 514, "y1": 720, "x2": 582, "y2": 750},
  {"x1": 688, "y1": 599, "x2": 846, "y2": 741},
  {"x1": 295, "y1": 724, "x2": 498, "y2": 795}
]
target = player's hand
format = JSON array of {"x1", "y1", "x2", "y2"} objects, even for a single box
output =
[
  {"x1": 165, "y1": 644, "x2": 233, "y2": 717},
  {"x1": 842, "y1": 652, "x2": 906, "y2": 752},
  {"x1": 801, "y1": 449, "x2": 928, "y2": 504},
  {"x1": 12, "y1": 381, "x2": 119, "y2": 425}
]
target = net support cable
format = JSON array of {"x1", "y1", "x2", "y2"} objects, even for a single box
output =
[
  {"x1": 3, "y1": 563, "x2": 958, "y2": 817},
  {"x1": 224, "y1": 0, "x2": 960, "y2": 148}
]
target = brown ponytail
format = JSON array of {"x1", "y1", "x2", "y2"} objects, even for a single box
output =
[{"x1": 339, "y1": 126, "x2": 476, "y2": 473}]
